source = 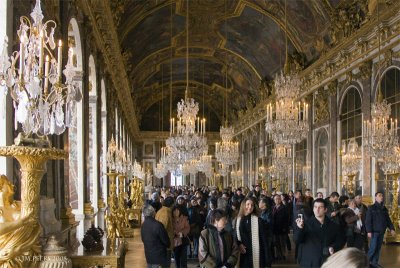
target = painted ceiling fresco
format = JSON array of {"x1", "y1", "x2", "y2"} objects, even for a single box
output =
[{"x1": 110, "y1": 0, "x2": 339, "y2": 131}]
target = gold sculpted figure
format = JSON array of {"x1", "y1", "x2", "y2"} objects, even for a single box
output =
[{"x1": 0, "y1": 175, "x2": 39, "y2": 268}]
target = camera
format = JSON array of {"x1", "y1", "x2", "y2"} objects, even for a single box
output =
[{"x1": 297, "y1": 214, "x2": 303, "y2": 221}]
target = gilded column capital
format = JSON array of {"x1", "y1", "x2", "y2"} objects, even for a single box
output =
[
  {"x1": 327, "y1": 80, "x2": 338, "y2": 96},
  {"x1": 358, "y1": 60, "x2": 372, "y2": 80}
]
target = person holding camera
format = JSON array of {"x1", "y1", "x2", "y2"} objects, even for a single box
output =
[{"x1": 294, "y1": 198, "x2": 344, "y2": 268}]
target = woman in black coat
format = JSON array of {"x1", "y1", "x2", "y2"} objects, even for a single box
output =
[{"x1": 235, "y1": 197, "x2": 271, "y2": 268}]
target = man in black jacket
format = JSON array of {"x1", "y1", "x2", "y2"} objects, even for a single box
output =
[
  {"x1": 141, "y1": 204, "x2": 170, "y2": 268},
  {"x1": 294, "y1": 198, "x2": 344, "y2": 268},
  {"x1": 365, "y1": 192, "x2": 395, "y2": 267}
]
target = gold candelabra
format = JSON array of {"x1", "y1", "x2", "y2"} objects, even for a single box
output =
[{"x1": 0, "y1": 146, "x2": 66, "y2": 267}]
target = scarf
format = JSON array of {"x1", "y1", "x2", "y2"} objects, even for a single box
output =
[
  {"x1": 236, "y1": 215, "x2": 260, "y2": 268},
  {"x1": 350, "y1": 207, "x2": 362, "y2": 231}
]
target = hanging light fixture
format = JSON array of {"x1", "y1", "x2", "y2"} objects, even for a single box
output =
[
  {"x1": 265, "y1": 0, "x2": 308, "y2": 145},
  {"x1": 165, "y1": 0, "x2": 207, "y2": 165},
  {"x1": 216, "y1": 11, "x2": 239, "y2": 167},
  {"x1": 271, "y1": 143, "x2": 292, "y2": 174},
  {"x1": 0, "y1": 0, "x2": 81, "y2": 140},
  {"x1": 155, "y1": 66, "x2": 168, "y2": 179},
  {"x1": 363, "y1": 5, "x2": 398, "y2": 161}
]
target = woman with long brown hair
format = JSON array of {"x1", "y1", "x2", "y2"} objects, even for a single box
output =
[{"x1": 235, "y1": 197, "x2": 271, "y2": 267}]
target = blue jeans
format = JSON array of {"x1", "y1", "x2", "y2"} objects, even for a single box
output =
[{"x1": 368, "y1": 232, "x2": 384, "y2": 265}]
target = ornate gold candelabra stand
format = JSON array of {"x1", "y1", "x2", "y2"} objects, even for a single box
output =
[
  {"x1": 0, "y1": 145, "x2": 67, "y2": 267},
  {"x1": 385, "y1": 173, "x2": 400, "y2": 243},
  {"x1": 118, "y1": 174, "x2": 134, "y2": 237},
  {"x1": 105, "y1": 171, "x2": 124, "y2": 239},
  {"x1": 347, "y1": 173, "x2": 356, "y2": 196}
]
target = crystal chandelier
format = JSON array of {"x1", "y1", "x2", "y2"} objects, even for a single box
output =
[
  {"x1": 341, "y1": 138, "x2": 362, "y2": 176},
  {"x1": 165, "y1": 0, "x2": 207, "y2": 165},
  {"x1": 264, "y1": 0, "x2": 308, "y2": 146},
  {"x1": 133, "y1": 160, "x2": 144, "y2": 179},
  {"x1": 0, "y1": 0, "x2": 81, "y2": 137},
  {"x1": 166, "y1": 99, "x2": 207, "y2": 164},
  {"x1": 155, "y1": 146, "x2": 168, "y2": 178},
  {"x1": 265, "y1": 74, "x2": 309, "y2": 145},
  {"x1": 272, "y1": 143, "x2": 292, "y2": 173},
  {"x1": 215, "y1": 126, "x2": 239, "y2": 166},
  {"x1": 196, "y1": 153, "x2": 212, "y2": 173},
  {"x1": 363, "y1": 90, "x2": 398, "y2": 160},
  {"x1": 218, "y1": 163, "x2": 229, "y2": 177},
  {"x1": 380, "y1": 146, "x2": 400, "y2": 174}
]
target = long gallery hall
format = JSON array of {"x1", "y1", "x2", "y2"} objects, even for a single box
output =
[{"x1": 0, "y1": 0, "x2": 400, "y2": 267}]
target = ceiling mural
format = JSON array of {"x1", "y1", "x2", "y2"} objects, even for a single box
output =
[
  {"x1": 109, "y1": 0, "x2": 338, "y2": 131},
  {"x1": 222, "y1": 6, "x2": 294, "y2": 81}
]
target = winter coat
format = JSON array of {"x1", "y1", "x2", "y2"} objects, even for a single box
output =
[
  {"x1": 198, "y1": 225, "x2": 239, "y2": 268},
  {"x1": 155, "y1": 206, "x2": 174, "y2": 249},
  {"x1": 294, "y1": 216, "x2": 344, "y2": 268},
  {"x1": 272, "y1": 204, "x2": 289, "y2": 235},
  {"x1": 141, "y1": 216, "x2": 170, "y2": 265},
  {"x1": 173, "y1": 215, "x2": 190, "y2": 248},
  {"x1": 365, "y1": 202, "x2": 395, "y2": 234}
]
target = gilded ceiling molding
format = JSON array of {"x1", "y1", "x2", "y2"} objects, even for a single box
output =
[
  {"x1": 299, "y1": 3, "x2": 400, "y2": 97},
  {"x1": 78, "y1": 0, "x2": 139, "y2": 139}
]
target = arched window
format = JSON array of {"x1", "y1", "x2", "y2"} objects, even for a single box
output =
[
  {"x1": 67, "y1": 18, "x2": 84, "y2": 214},
  {"x1": 376, "y1": 67, "x2": 400, "y2": 203},
  {"x1": 340, "y1": 87, "x2": 362, "y2": 195},
  {"x1": 88, "y1": 55, "x2": 98, "y2": 210}
]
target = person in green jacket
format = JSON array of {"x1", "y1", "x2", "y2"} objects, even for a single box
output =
[{"x1": 198, "y1": 209, "x2": 239, "y2": 268}]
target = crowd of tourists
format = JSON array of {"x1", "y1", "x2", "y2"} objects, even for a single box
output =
[{"x1": 141, "y1": 185, "x2": 396, "y2": 268}]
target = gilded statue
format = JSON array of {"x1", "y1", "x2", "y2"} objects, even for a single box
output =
[
  {"x1": 130, "y1": 179, "x2": 140, "y2": 208},
  {"x1": 0, "y1": 175, "x2": 39, "y2": 268}
]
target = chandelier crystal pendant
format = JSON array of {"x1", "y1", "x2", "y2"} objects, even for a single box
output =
[
  {"x1": 216, "y1": 125, "x2": 239, "y2": 166},
  {"x1": 363, "y1": 90, "x2": 398, "y2": 160},
  {"x1": 0, "y1": 0, "x2": 81, "y2": 137}
]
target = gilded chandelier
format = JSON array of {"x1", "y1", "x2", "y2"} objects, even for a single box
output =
[
  {"x1": 216, "y1": 125, "x2": 239, "y2": 166},
  {"x1": 363, "y1": 91, "x2": 398, "y2": 160},
  {"x1": 0, "y1": 0, "x2": 81, "y2": 136}
]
